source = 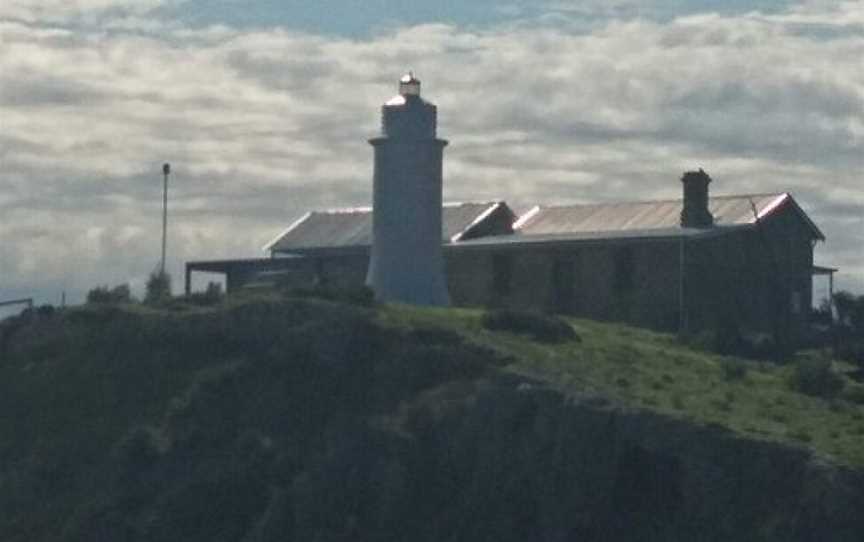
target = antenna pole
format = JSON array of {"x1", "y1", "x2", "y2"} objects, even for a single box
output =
[{"x1": 161, "y1": 163, "x2": 170, "y2": 276}]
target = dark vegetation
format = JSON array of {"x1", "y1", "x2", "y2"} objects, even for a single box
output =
[
  {"x1": 829, "y1": 292, "x2": 864, "y2": 371},
  {"x1": 145, "y1": 271, "x2": 172, "y2": 304},
  {"x1": 679, "y1": 291, "x2": 863, "y2": 402},
  {"x1": 280, "y1": 284, "x2": 376, "y2": 307},
  {"x1": 86, "y1": 284, "x2": 133, "y2": 304},
  {"x1": 720, "y1": 358, "x2": 749, "y2": 381},
  {"x1": 481, "y1": 309, "x2": 579, "y2": 343},
  {"x1": 789, "y1": 358, "x2": 845, "y2": 398},
  {"x1": 0, "y1": 295, "x2": 497, "y2": 542},
  {"x1": 185, "y1": 281, "x2": 224, "y2": 306},
  {"x1": 1, "y1": 290, "x2": 863, "y2": 541},
  {"x1": 682, "y1": 316, "x2": 792, "y2": 362}
]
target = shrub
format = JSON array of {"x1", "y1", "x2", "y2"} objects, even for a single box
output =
[
  {"x1": 284, "y1": 285, "x2": 375, "y2": 307},
  {"x1": 810, "y1": 299, "x2": 833, "y2": 325},
  {"x1": 481, "y1": 309, "x2": 578, "y2": 343},
  {"x1": 683, "y1": 328, "x2": 782, "y2": 361},
  {"x1": 840, "y1": 384, "x2": 864, "y2": 405},
  {"x1": 186, "y1": 282, "x2": 224, "y2": 307},
  {"x1": 145, "y1": 271, "x2": 172, "y2": 304},
  {"x1": 86, "y1": 284, "x2": 132, "y2": 304},
  {"x1": 788, "y1": 428, "x2": 813, "y2": 443},
  {"x1": 835, "y1": 339, "x2": 864, "y2": 366},
  {"x1": 721, "y1": 358, "x2": 749, "y2": 381},
  {"x1": 834, "y1": 291, "x2": 859, "y2": 328},
  {"x1": 408, "y1": 325, "x2": 464, "y2": 346},
  {"x1": 789, "y1": 358, "x2": 845, "y2": 398}
]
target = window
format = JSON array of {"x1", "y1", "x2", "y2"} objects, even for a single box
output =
[{"x1": 492, "y1": 254, "x2": 513, "y2": 296}]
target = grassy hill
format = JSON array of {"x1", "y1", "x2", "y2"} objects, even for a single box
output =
[
  {"x1": 384, "y1": 304, "x2": 864, "y2": 467},
  {"x1": 1, "y1": 292, "x2": 863, "y2": 541}
]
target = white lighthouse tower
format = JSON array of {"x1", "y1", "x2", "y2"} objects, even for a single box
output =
[{"x1": 365, "y1": 73, "x2": 450, "y2": 306}]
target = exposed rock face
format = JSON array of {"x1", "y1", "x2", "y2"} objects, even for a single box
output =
[{"x1": 285, "y1": 377, "x2": 864, "y2": 541}]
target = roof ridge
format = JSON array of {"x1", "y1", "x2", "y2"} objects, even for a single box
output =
[
  {"x1": 535, "y1": 192, "x2": 787, "y2": 209},
  {"x1": 311, "y1": 206, "x2": 373, "y2": 215},
  {"x1": 308, "y1": 201, "x2": 504, "y2": 213},
  {"x1": 442, "y1": 200, "x2": 505, "y2": 208}
]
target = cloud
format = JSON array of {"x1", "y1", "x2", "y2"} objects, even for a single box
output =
[
  {"x1": 0, "y1": 0, "x2": 179, "y2": 24},
  {"x1": 761, "y1": 1, "x2": 864, "y2": 27},
  {"x1": 0, "y1": 2, "x2": 862, "y2": 306}
]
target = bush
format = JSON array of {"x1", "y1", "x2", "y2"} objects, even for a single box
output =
[
  {"x1": 841, "y1": 385, "x2": 864, "y2": 405},
  {"x1": 186, "y1": 282, "x2": 224, "y2": 307},
  {"x1": 481, "y1": 309, "x2": 578, "y2": 343},
  {"x1": 145, "y1": 271, "x2": 172, "y2": 304},
  {"x1": 284, "y1": 285, "x2": 375, "y2": 308},
  {"x1": 825, "y1": 294, "x2": 864, "y2": 372},
  {"x1": 789, "y1": 358, "x2": 845, "y2": 398},
  {"x1": 835, "y1": 340, "x2": 864, "y2": 366},
  {"x1": 408, "y1": 325, "x2": 464, "y2": 346},
  {"x1": 721, "y1": 358, "x2": 749, "y2": 381},
  {"x1": 810, "y1": 299, "x2": 833, "y2": 325},
  {"x1": 684, "y1": 328, "x2": 782, "y2": 361},
  {"x1": 86, "y1": 284, "x2": 132, "y2": 304},
  {"x1": 834, "y1": 291, "x2": 863, "y2": 330},
  {"x1": 36, "y1": 304, "x2": 56, "y2": 318}
]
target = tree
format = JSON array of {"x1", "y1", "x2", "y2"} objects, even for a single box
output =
[
  {"x1": 831, "y1": 291, "x2": 864, "y2": 366},
  {"x1": 834, "y1": 291, "x2": 856, "y2": 327},
  {"x1": 87, "y1": 284, "x2": 133, "y2": 304},
  {"x1": 145, "y1": 271, "x2": 172, "y2": 304}
]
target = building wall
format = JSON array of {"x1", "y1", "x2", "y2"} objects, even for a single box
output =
[
  {"x1": 317, "y1": 254, "x2": 369, "y2": 288},
  {"x1": 445, "y1": 241, "x2": 683, "y2": 330},
  {"x1": 446, "y1": 210, "x2": 813, "y2": 336},
  {"x1": 237, "y1": 203, "x2": 815, "y2": 336},
  {"x1": 682, "y1": 207, "x2": 815, "y2": 335}
]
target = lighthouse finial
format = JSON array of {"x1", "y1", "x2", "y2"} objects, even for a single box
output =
[{"x1": 399, "y1": 71, "x2": 421, "y2": 96}]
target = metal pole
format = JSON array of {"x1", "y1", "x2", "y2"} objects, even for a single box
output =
[
  {"x1": 161, "y1": 163, "x2": 170, "y2": 276},
  {"x1": 678, "y1": 237, "x2": 687, "y2": 335}
]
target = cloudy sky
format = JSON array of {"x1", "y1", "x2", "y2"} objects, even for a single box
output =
[{"x1": 1, "y1": 0, "x2": 862, "y2": 312}]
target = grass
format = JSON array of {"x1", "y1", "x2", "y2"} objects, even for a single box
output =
[
  {"x1": 6, "y1": 296, "x2": 863, "y2": 467},
  {"x1": 5, "y1": 294, "x2": 862, "y2": 542},
  {"x1": 381, "y1": 303, "x2": 864, "y2": 467}
]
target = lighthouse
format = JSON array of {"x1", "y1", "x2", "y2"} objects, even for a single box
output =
[{"x1": 365, "y1": 73, "x2": 450, "y2": 306}]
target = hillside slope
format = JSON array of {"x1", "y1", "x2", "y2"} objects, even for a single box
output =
[{"x1": 1, "y1": 296, "x2": 863, "y2": 541}]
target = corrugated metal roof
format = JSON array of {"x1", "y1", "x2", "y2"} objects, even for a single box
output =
[
  {"x1": 265, "y1": 192, "x2": 823, "y2": 254},
  {"x1": 441, "y1": 202, "x2": 509, "y2": 241},
  {"x1": 266, "y1": 201, "x2": 505, "y2": 253},
  {"x1": 450, "y1": 225, "x2": 749, "y2": 250},
  {"x1": 516, "y1": 194, "x2": 789, "y2": 236}
]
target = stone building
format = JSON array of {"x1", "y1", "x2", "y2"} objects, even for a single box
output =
[{"x1": 186, "y1": 76, "x2": 832, "y2": 334}]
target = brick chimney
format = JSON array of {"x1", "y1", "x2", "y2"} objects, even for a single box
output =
[{"x1": 680, "y1": 169, "x2": 714, "y2": 228}]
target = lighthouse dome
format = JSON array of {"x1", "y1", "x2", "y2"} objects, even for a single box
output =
[{"x1": 381, "y1": 72, "x2": 437, "y2": 139}]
